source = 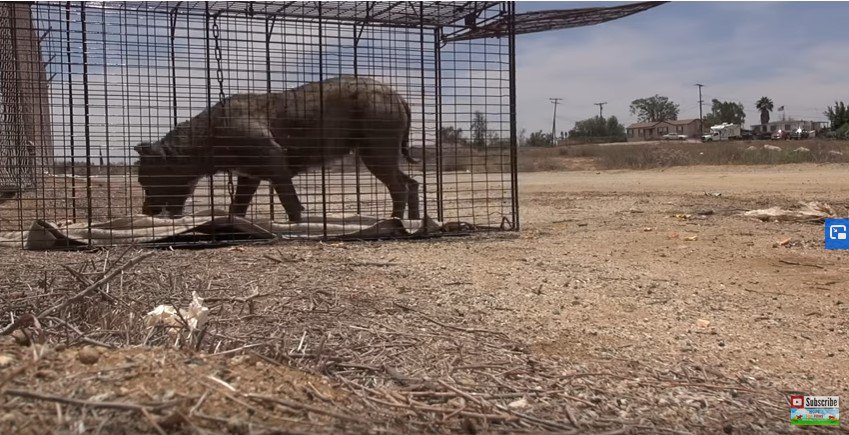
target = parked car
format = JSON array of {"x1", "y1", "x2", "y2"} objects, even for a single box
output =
[
  {"x1": 789, "y1": 129, "x2": 810, "y2": 140},
  {"x1": 771, "y1": 130, "x2": 790, "y2": 140},
  {"x1": 662, "y1": 132, "x2": 687, "y2": 140},
  {"x1": 740, "y1": 129, "x2": 754, "y2": 140},
  {"x1": 755, "y1": 131, "x2": 772, "y2": 140}
]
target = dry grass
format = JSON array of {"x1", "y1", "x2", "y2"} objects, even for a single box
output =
[
  {"x1": 541, "y1": 139, "x2": 849, "y2": 171},
  {"x1": 0, "y1": 245, "x2": 808, "y2": 434},
  {"x1": 413, "y1": 139, "x2": 849, "y2": 174}
]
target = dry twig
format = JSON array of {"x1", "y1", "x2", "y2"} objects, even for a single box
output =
[
  {"x1": 0, "y1": 251, "x2": 154, "y2": 336},
  {"x1": 4, "y1": 388, "x2": 175, "y2": 412},
  {"x1": 247, "y1": 393, "x2": 369, "y2": 425},
  {"x1": 392, "y1": 302, "x2": 505, "y2": 336}
]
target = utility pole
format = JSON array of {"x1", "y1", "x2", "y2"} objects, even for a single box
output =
[
  {"x1": 695, "y1": 83, "x2": 704, "y2": 133},
  {"x1": 594, "y1": 102, "x2": 607, "y2": 119},
  {"x1": 549, "y1": 98, "x2": 562, "y2": 146}
]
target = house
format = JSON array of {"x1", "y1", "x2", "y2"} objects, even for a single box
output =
[
  {"x1": 751, "y1": 120, "x2": 830, "y2": 135},
  {"x1": 626, "y1": 119, "x2": 701, "y2": 141},
  {"x1": 626, "y1": 121, "x2": 673, "y2": 141},
  {"x1": 667, "y1": 119, "x2": 702, "y2": 139}
]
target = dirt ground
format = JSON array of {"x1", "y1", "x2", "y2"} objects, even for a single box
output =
[{"x1": 1, "y1": 162, "x2": 848, "y2": 434}]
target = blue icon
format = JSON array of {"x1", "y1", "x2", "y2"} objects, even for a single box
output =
[{"x1": 825, "y1": 219, "x2": 849, "y2": 249}]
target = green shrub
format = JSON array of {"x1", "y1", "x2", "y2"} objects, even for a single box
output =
[{"x1": 836, "y1": 123, "x2": 849, "y2": 139}]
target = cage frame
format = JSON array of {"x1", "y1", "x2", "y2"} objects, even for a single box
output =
[{"x1": 0, "y1": 1, "x2": 665, "y2": 250}]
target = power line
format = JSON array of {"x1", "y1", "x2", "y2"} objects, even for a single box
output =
[
  {"x1": 549, "y1": 98, "x2": 562, "y2": 145},
  {"x1": 695, "y1": 83, "x2": 704, "y2": 133},
  {"x1": 594, "y1": 101, "x2": 607, "y2": 119}
]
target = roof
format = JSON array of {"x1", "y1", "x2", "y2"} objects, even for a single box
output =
[
  {"x1": 666, "y1": 119, "x2": 700, "y2": 125},
  {"x1": 627, "y1": 119, "x2": 700, "y2": 129},
  {"x1": 627, "y1": 121, "x2": 663, "y2": 129}
]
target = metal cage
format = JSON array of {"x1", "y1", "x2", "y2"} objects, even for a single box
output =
[
  {"x1": 0, "y1": 1, "x2": 519, "y2": 249},
  {"x1": 0, "y1": 1, "x2": 665, "y2": 249}
]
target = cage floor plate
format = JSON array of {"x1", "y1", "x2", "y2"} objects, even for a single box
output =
[{"x1": 0, "y1": 209, "x2": 479, "y2": 250}]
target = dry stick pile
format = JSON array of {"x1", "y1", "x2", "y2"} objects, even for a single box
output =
[{"x1": 0, "y1": 248, "x2": 819, "y2": 434}]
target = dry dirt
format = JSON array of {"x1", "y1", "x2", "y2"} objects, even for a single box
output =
[{"x1": 1, "y1": 163, "x2": 848, "y2": 434}]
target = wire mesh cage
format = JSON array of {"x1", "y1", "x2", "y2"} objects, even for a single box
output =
[{"x1": 0, "y1": 1, "x2": 519, "y2": 249}]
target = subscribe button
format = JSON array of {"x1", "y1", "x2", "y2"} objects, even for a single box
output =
[{"x1": 826, "y1": 219, "x2": 849, "y2": 249}]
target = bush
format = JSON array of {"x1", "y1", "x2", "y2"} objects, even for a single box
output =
[{"x1": 836, "y1": 123, "x2": 849, "y2": 139}]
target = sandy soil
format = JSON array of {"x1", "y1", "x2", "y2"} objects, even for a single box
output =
[{"x1": 1, "y1": 163, "x2": 848, "y2": 434}]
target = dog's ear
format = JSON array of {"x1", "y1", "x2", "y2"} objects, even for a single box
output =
[
  {"x1": 134, "y1": 142, "x2": 166, "y2": 158},
  {"x1": 134, "y1": 142, "x2": 151, "y2": 155}
]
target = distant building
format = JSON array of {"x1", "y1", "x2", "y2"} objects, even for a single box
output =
[
  {"x1": 626, "y1": 121, "x2": 668, "y2": 141},
  {"x1": 667, "y1": 119, "x2": 702, "y2": 138},
  {"x1": 626, "y1": 118, "x2": 701, "y2": 141},
  {"x1": 751, "y1": 120, "x2": 830, "y2": 135}
]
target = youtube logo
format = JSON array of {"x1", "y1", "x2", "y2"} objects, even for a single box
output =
[{"x1": 790, "y1": 396, "x2": 804, "y2": 408}]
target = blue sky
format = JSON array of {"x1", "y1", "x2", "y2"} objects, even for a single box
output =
[{"x1": 513, "y1": 1, "x2": 849, "y2": 133}]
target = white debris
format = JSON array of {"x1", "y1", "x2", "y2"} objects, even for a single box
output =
[
  {"x1": 763, "y1": 144, "x2": 782, "y2": 152},
  {"x1": 508, "y1": 397, "x2": 529, "y2": 408},
  {"x1": 793, "y1": 147, "x2": 810, "y2": 153},
  {"x1": 743, "y1": 201, "x2": 835, "y2": 223},
  {"x1": 745, "y1": 146, "x2": 758, "y2": 151},
  {"x1": 828, "y1": 150, "x2": 843, "y2": 156},
  {"x1": 0, "y1": 354, "x2": 13, "y2": 367},
  {"x1": 144, "y1": 291, "x2": 209, "y2": 346}
]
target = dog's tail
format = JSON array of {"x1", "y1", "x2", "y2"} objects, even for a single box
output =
[{"x1": 400, "y1": 100, "x2": 419, "y2": 165}]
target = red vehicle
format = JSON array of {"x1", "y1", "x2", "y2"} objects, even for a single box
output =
[{"x1": 771, "y1": 130, "x2": 790, "y2": 140}]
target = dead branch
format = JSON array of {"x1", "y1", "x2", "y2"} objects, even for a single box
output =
[
  {"x1": 60, "y1": 264, "x2": 93, "y2": 286},
  {"x1": 247, "y1": 393, "x2": 369, "y2": 425},
  {"x1": 38, "y1": 251, "x2": 154, "y2": 319},
  {"x1": 4, "y1": 388, "x2": 175, "y2": 412},
  {"x1": 201, "y1": 343, "x2": 267, "y2": 358},
  {"x1": 778, "y1": 259, "x2": 824, "y2": 269},
  {"x1": 140, "y1": 407, "x2": 168, "y2": 435},
  {"x1": 392, "y1": 302, "x2": 506, "y2": 336},
  {"x1": 438, "y1": 380, "x2": 578, "y2": 432},
  {"x1": 44, "y1": 316, "x2": 115, "y2": 349},
  {"x1": 203, "y1": 291, "x2": 274, "y2": 304},
  {"x1": 262, "y1": 254, "x2": 304, "y2": 264}
]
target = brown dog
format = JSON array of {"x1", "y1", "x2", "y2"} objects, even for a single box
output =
[{"x1": 134, "y1": 75, "x2": 419, "y2": 222}]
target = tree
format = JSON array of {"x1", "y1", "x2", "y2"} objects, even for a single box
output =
[
  {"x1": 703, "y1": 99, "x2": 746, "y2": 127},
  {"x1": 629, "y1": 95, "x2": 679, "y2": 122},
  {"x1": 825, "y1": 101, "x2": 849, "y2": 130},
  {"x1": 755, "y1": 97, "x2": 774, "y2": 125},
  {"x1": 470, "y1": 111, "x2": 488, "y2": 149},
  {"x1": 525, "y1": 130, "x2": 553, "y2": 147},
  {"x1": 439, "y1": 126, "x2": 464, "y2": 144},
  {"x1": 568, "y1": 115, "x2": 626, "y2": 141}
]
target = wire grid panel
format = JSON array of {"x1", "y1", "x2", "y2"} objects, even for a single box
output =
[{"x1": 0, "y1": 2, "x2": 518, "y2": 248}]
